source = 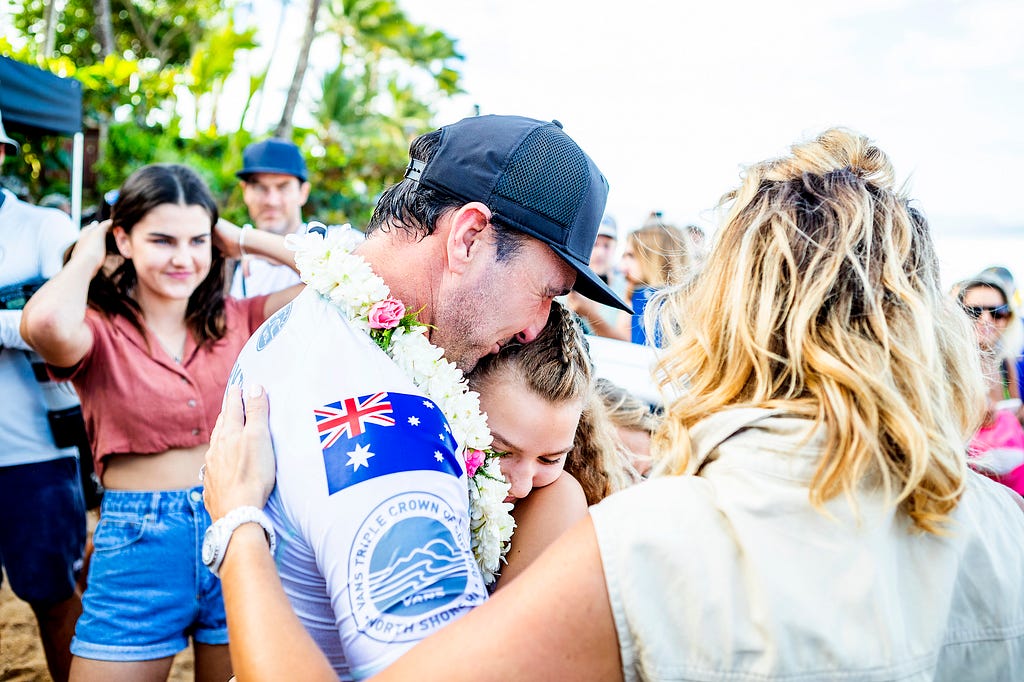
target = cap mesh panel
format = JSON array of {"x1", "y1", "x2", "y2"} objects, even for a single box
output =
[{"x1": 494, "y1": 126, "x2": 588, "y2": 228}]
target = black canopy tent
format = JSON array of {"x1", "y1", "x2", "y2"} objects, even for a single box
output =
[{"x1": 0, "y1": 55, "x2": 84, "y2": 224}]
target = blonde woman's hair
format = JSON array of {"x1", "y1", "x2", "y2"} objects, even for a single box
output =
[
  {"x1": 627, "y1": 222, "x2": 694, "y2": 296},
  {"x1": 470, "y1": 303, "x2": 632, "y2": 505},
  {"x1": 652, "y1": 128, "x2": 985, "y2": 534}
]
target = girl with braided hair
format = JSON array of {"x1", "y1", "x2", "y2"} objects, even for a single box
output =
[{"x1": 467, "y1": 301, "x2": 634, "y2": 587}]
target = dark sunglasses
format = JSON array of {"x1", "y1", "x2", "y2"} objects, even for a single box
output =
[{"x1": 963, "y1": 304, "x2": 1012, "y2": 321}]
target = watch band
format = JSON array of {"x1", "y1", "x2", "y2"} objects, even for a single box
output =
[{"x1": 204, "y1": 505, "x2": 277, "y2": 578}]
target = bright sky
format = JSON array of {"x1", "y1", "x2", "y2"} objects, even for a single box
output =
[
  {"x1": 395, "y1": 0, "x2": 1024, "y2": 285},
  {"x1": 5, "y1": 0, "x2": 1022, "y2": 285}
]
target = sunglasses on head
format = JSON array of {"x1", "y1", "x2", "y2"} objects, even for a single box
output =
[{"x1": 963, "y1": 304, "x2": 1012, "y2": 321}]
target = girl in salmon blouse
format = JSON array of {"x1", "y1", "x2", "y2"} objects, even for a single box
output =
[{"x1": 21, "y1": 163, "x2": 301, "y2": 682}]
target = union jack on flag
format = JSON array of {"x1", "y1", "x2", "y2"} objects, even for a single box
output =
[
  {"x1": 315, "y1": 392, "x2": 461, "y2": 495},
  {"x1": 315, "y1": 392, "x2": 395, "y2": 448}
]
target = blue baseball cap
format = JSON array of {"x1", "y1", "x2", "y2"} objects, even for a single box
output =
[
  {"x1": 237, "y1": 139, "x2": 308, "y2": 182},
  {"x1": 406, "y1": 115, "x2": 631, "y2": 313}
]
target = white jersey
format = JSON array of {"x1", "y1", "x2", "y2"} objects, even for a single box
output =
[
  {"x1": 0, "y1": 188, "x2": 80, "y2": 467},
  {"x1": 230, "y1": 287, "x2": 487, "y2": 680},
  {"x1": 229, "y1": 256, "x2": 301, "y2": 298}
]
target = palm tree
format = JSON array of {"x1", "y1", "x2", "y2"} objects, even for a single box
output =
[
  {"x1": 275, "y1": 0, "x2": 322, "y2": 138},
  {"x1": 93, "y1": 0, "x2": 114, "y2": 56}
]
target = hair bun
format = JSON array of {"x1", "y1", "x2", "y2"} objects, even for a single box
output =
[{"x1": 765, "y1": 128, "x2": 896, "y2": 191}]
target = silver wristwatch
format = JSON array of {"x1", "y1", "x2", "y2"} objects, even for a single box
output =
[{"x1": 202, "y1": 506, "x2": 277, "y2": 578}]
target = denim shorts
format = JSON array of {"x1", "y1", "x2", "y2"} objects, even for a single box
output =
[
  {"x1": 0, "y1": 456, "x2": 86, "y2": 604},
  {"x1": 71, "y1": 486, "x2": 228, "y2": 661}
]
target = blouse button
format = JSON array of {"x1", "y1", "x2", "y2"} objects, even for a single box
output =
[
  {"x1": 191, "y1": 428, "x2": 200, "y2": 436},
  {"x1": 187, "y1": 399, "x2": 197, "y2": 408}
]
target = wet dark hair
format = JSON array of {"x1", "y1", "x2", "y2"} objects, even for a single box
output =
[
  {"x1": 88, "y1": 163, "x2": 227, "y2": 345},
  {"x1": 367, "y1": 129, "x2": 526, "y2": 262}
]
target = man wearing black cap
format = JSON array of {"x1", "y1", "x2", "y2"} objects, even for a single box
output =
[
  {"x1": 201, "y1": 115, "x2": 630, "y2": 679},
  {"x1": 231, "y1": 138, "x2": 312, "y2": 297},
  {"x1": 0, "y1": 107, "x2": 85, "y2": 682}
]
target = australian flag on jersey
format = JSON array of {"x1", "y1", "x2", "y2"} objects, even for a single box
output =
[{"x1": 315, "y1": 391, "x2": 463, "y2": 495}]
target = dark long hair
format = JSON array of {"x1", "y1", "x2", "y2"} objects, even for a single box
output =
[{"x1": 87, "y1": 164, "x2": 227, "y2": 344}]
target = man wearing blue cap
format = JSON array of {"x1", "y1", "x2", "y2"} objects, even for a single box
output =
[{"x1": 231, "y1": 138, "x2": 312, "y2": 297}]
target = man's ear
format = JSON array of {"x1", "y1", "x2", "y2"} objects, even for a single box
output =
[
  {"x1": 299, "y1": 181, "x2": 311, "y2": 207},
  {"x1": 445, "y1": 202, "x2": 493, "y2": 275},
  {"x1": 112, "y1": 226, "x2": 132, "y2": 259}
]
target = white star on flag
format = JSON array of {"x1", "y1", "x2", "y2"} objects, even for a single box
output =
[
  {"x1": 423, "y1": 400, "x2": 434, "y2": 409},
  {"x1": 408, "y1": 416, "x2": 420, "y2": 426},
  {"x1": 346, "y1": 443, "x2": 375, "y2": 471},
  {"x1": 443, "y1": 423, "x2": 451, "y2": 434},
  {"x1": 438, "y1": 433, "x2": 445, "y2": 441},
  {"x1": 434, "y1": 451, "x2": 444, "y2": 462}
]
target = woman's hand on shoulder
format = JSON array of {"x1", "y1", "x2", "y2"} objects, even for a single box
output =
[{"x1": 203, "y1": 384, "x2": 277, "y2": 521}]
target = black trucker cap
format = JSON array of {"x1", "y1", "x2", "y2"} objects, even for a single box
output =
[{"x1": 406, "y1": 115, "x2": 631, "y2": 312}]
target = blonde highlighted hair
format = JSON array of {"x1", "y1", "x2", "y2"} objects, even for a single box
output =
[
  {"x1": 626, "y1": 222, "x2": 694, "y2": 295},
  {"x1": 652, "y1": 128, "x2": 985, "y2": 533}
]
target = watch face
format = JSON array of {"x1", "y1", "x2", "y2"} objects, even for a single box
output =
[{"x1": 202, "y1": 526, "x2": 218, "y2": 566}]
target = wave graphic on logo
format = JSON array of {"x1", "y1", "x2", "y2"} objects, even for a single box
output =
[{"x1": 368, "y1": 520, "x2": 468, "y2": 617}]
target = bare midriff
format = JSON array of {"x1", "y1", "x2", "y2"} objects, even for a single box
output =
[{"x1": 101, "y1": 443, "x2": 209, "y2": 491}]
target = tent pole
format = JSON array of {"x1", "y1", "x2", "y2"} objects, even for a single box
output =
[{"x1": 71, "y1": 131, "x2": 83, "y2": 227}]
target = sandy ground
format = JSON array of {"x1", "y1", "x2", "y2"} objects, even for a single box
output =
[{"x1": 2, "y1": 564, "x2": 195, "y2": 681}]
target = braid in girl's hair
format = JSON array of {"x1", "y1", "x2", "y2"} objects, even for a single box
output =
[{"x1": 469, "y1": 302, "x2": 633, "y2": 504}]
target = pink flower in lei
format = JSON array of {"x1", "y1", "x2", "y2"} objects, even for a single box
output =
[
  {"x1": 367, "y1": 297, "x2": 406, "y2": 330},
  {"x1": 465, "y1": 449, "x2": 486, "y2": 477},
  {"x1": 287, "y1": 226, "x2": 515, "y2": 584}
]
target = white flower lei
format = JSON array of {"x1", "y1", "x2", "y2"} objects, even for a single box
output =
[{"x1": 286, "y1": 225, "x2": 514, "y2": 584}]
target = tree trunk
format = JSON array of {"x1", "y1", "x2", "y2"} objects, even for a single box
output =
[
  {"x1": 43, "y1": 0, "x2": 60, "y2": 56},
  {"x1": 93, "y1": 0, "x2": 114, "y2": 57},
  {"x1": 275, "y1": 0, "x2": 322, "y2": 139},
  {"x1": 92, "y1": 0, "x2": 114, "y2": 199}
]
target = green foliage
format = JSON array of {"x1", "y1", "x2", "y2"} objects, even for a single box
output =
[
  {"x1": 2, "y1": 0, "x2": 463, "y2": 230},
  {"x1": 12, "y1": 0, "x2": 226, "y2": 67}
]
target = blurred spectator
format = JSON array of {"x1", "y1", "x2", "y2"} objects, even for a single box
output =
[
  {"x1": 978, "y1": 265, "x2": 1024, "y2": 397},
  {"x1": 594, "y1": 377, "x2": 661, "y2": 477},
  {"x1": 572, "y1": 212, "x2": 695, "y2": 346},
  {"x1": 958, "y1": 270, "x2": 1024, "y2": 495},
  {"x1": 568, "y1": 213, "x2": 625, "y2": 330},
  {"x1": 40, "y1": 193, "x2": 72, "y2": 215},
  {"x1": 0, "y1": 171, "x2": 31, "y2": 201},
  {"x1": 0, "y1": 106, "x2": 85, "y2": 682},
  {"x1": 231, "y1": 138, "x2": 311, "y2": 297},
  {"x1": 591, "y1": 214, "x2": 619, "y2": 285}
]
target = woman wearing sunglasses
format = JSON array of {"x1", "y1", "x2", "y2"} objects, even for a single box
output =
[{"x1": 957, "y1": 271, "x2": 1024, "y2": 495}]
